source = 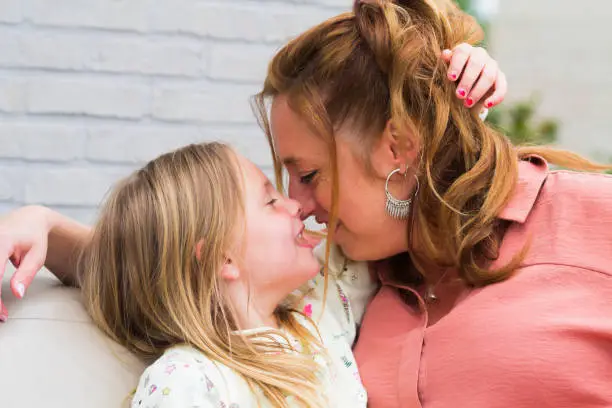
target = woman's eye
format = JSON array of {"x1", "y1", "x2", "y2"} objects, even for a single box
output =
[
  {"x1": 299, "y1": 170, "x2": 318, "y2": 185},
  {"x1": 267, "y1": 198, "x2": 278, "y2": 206}
]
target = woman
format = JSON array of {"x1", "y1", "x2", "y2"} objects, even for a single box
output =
[
  {"x1": 4, "y1": 1, "x2": 610, "y2": 407},
  {"x1": 253, "y1": 1, "x2": 612, "y2": 407}
]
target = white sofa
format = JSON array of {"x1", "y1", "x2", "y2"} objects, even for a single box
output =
[{"x1": 0, "y1": 267, "x2": 144, "y2": 408}]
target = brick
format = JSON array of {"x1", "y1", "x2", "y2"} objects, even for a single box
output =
[
  {"x1": 297, "y1": 0, "x2": 350, "y2": 8},
  {"x1": 0, "y1": 29, "x2": 206, "y2": 77},
  {"x1": 149, "y1": 1, "x2": 339, "y2": 42},
  {"x1": 151, "y1": 84, "x2": 259, "y2": 124},
  {"x1": 0, "y1": 167, "x2": 24, "y2": 202},
  {"x1": 198, "y1": 126, "x2": 274, "y2": 168},
  {"x1": 209, "y1": 43, "x2": 277, "y2": 83},
  {"x1": 26, "y1": 0, "x2": 148, "y2": 32},
  {"x1": 85, "y1": 126, "x2": 205, "y2": 164},
  {"x1": 0, "y1": 177, "x2": 15, "y2": 202},
  {"x1": 25, "y1": 78, "x2": 150, "y2": 119},
  {"x1": 85, "y1": 38, "x2": 205, "y2": 77},
  {"x1": 86, "y1": 124, "x2": 275, "y2": 167},
  {"x1": 0, "y1": 0, "x2": 22, "y2": 23},
  {"x1": 24, "y1": 167, "x2": 134, "y2": 206},
  {"x1": 0, "y1": 78, "x2": 26, "y2": 113},
  {"x1": 0, "y1": 124, "x2": 85, "y2": 162}
]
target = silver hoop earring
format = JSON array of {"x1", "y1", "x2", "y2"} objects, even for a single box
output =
[{"x1": 385, "y1": 168, "x2": 419, "y2": 220}]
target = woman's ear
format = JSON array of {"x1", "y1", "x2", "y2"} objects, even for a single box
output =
[{"x1": 372, "y1": 120, "x2": 419, "y2": 176}]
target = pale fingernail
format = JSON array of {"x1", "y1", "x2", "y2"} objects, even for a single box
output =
[
  {"x1": 16, "y1": 282, "x2": 25, "y2": 298},
  {"x1": 0, "y1": 304, "x2": 7, "y2": 322},
  {"x1": 479, "y1": 108, "x2": 489, "y2": 120}
]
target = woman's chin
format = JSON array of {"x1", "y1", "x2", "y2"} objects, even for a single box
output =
[{"x1": 338, "y1": 240, "x2": 399, "y2": 262}]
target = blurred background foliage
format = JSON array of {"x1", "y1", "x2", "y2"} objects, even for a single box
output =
[
  {"x1": 457, "y1": 1, "x2": 610, "y2": 172},
  {"x1": 456, "y1": 0, "x2": 560, "y2": 147}
]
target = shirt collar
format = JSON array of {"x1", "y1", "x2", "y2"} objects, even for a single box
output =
[{"x1": 497, "y1": 155, "x2": 548, "y2": 223}]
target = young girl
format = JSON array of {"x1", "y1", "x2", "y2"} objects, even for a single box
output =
[{"x1": 78, "y1": 142, "x2": 375, "y2": 407}]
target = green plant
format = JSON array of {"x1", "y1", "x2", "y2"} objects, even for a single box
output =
[
  {"x1": 455, "y1": 0, "x2": 472, "y2": 13},
  {"x1": 486, "y1": 100, "x2": 612, "y2": 173},
  {"x1": 486, "y1": 98, "x2": 560, "y2": 146}
]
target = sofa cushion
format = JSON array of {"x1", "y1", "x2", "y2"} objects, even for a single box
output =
[{"x1": 0, "y1": 268, "x2": 144, "y2": 408}]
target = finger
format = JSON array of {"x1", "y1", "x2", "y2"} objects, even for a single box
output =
[
  {"x1": 9, "y1": 250, "x2": 22, "y2": 267},
  {"x1": 10, "y1": 242, "x2": 46, "y2": 299},
  {"x1": 457, "y1": 48, "x2": 488, "y2": 101},
  {"x1": 0, "y1": 303, "x2": 7, "y2": 323},
  {"x1": 0, "y1": 245, "x2": 13, "y2": 322},
  {"x1": 472, "y1": 87, "x2": 495, "y2": 113},
  {"x1": 483, "y1": 71, "x2": 508, "y2": 108},
  {"x1": 447, "y1": 43, "x2": 471, "y2": 84},
  {"x1": 478, "y1": 107, "x2": 489, "y2": 121},
  {"x1": 465, "y1": 62, "x2": 498, "y2": 108},
  {"x1": 441, "y1": 49, "x2": 453, "y2": 64}
]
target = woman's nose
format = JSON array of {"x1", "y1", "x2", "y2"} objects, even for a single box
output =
[{"x1": 288, "y1": 179, "x2": 316, "y2": 220}]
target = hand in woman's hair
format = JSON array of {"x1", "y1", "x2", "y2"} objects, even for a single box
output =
[{"x1": 441, "y1": 43, "x2": 507, "y2": 111}]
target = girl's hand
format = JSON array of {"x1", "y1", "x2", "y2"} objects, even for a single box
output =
[
  {"x1": 0, "y1": 206, "x2": 52, "y2": 321},
  {"x1": 442, "y1": 43, "x2": 508, "y2": 111}
]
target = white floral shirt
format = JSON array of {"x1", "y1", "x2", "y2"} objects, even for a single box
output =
[{"x1": 131, "y1": 243, "x2": 378, "y2": 408}]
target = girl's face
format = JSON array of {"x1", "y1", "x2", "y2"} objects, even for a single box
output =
[{"x1": 234, "y1": 153, "x2": 321, "y2": 302}]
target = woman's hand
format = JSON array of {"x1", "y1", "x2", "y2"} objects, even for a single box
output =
[
  {"x1": 442, "y1": 43, "x2": 508, "y2": 111},
  {"x1": 0, "y1": 205, "x2": 52, "y2": 321}
]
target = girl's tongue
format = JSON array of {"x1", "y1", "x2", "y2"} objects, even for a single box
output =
[{"x1": 296, "y1": 231, "x2": 322, "y2": 249}]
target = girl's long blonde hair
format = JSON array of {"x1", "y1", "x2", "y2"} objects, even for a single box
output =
[
  {"x1": 78, "y1": 142, "x2": 326, "y2": 407},
  {"x1": 254, "y1": 0, "x2": 612, "y2": 287}
]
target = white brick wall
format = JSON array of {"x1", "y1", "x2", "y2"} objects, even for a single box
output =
[
  {"x1": 3, "y1": 0, "x2": 608, "y2": 226},
  {"x1": 0, "y1": 0, "x2": 350, "y2": 224}
]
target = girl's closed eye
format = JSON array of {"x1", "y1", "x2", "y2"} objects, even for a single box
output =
[
  {"x1": 267, "y1": 198, "x2": 278, "y2": 206},
  {"x1": 299, "y1": 170, "x2": 318, "y2": 185}
]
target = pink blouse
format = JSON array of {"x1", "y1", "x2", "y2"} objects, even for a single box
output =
[{"x1": 354, "y1": 157, "x2": 612, "y2": 408}]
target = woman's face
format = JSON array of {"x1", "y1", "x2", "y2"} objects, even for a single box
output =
[{"x1": 269, "y1": 95, "x2": 413, "y2": 261}]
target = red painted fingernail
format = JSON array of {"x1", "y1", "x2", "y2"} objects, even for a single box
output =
[
  {"x1": 457, "y1": 88, "x2": 466, "y2": 98},
  {"x1": 449, "y1": 72, "x2": 457, "y2": 80},
  {"x1": 466, "y1": 97, "x2": 474, "y2": 106},
  {"x1": 486, "y1": 101, "x2": 493, "y2": 108}
]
